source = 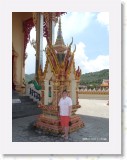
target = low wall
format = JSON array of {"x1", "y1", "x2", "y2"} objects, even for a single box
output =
[{"x1": 78, "y1": 94, "x2": 109, "y2": 100}]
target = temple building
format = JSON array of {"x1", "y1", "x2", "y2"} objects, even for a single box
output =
[
  {"x1": 12, "y1": 12, "x2": 65, "y2": 92},
  {"x1": 100, "y1": 79, "x2": 109, "y2": 89}
]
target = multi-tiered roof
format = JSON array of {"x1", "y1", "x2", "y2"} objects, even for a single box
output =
[{"x1": 42, "y1": 16, "x2": 81, "y2": 80}]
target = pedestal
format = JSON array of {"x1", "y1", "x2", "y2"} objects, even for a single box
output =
[{"x1": 35, "y1": 104, "x2": 85, "y2": 134}]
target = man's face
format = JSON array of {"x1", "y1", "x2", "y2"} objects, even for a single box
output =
[{"x1": 62, "y1": 91, "x2": 67, "y2": 97}]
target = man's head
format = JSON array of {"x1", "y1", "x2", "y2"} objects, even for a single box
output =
[{"x1": 62, "y1": 90, "x2": 68, "y2": 98}]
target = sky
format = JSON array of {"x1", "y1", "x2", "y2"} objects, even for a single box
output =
[{"x1": 25, "y1": 12, "x2": 109, "y2": 74}]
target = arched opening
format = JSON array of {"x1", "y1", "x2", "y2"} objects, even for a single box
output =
[
  {"x1": 25, "y1": 27, "x2": 36, "y2": 82},
  {"x1": 25, "y1": 28, "x2": 47, "y2": 83}
]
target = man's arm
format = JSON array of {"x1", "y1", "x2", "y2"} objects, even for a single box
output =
[
  {"x1": 69, "y1": 105, "x2": 72, "y2": 117},
  {"x1": 58, "y1": 99, "x2": 61, "y2": 117}
]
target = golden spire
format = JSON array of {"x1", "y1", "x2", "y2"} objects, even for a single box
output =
[
  {"x1": 53, "y1": 17, "x2": 67, "y2": 54},
  {"x1": 55, "y1": 17, "x2": 65, "y2": 47}
]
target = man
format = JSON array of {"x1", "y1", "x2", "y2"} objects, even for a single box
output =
[{"x1": 58, "y1": 90, "x2": 72, "y2": 140}]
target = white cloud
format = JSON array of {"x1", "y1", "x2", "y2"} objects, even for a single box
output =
[
  {"x1": 30, "y1": 27, "x2": 36, "y2": 40},
  {"x1": 25, "y1": 27, "x2": 36, "y2": 74},
  {"x1": 74, "y1": 42, "x2": 109, "y2": 74},
  {"x1": 83, "y1": 55, "x2": 109, "y2": 73},
  {"x1": 55, "y1": 12, "x2": 95, "y2": 42},
  {"x1": 74, "y1": 42, "x2": 88, "y2": 68},
  {"x1": 42, "y1": 37, "x2": 47, "y2": 70},
  {"x1": 97, "y1": 12, "x2": 109, "y2": 30},
  {"x1": 25, "y1": 42, "x2": 36, "y2": 74}
]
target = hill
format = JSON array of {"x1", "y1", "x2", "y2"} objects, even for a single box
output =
[
  {"x1": 25, "y1": 73, "x2": 35, "y2": 82},
  {"x1": 80, "y1": 69, "x2": 109, "y2": 87}
]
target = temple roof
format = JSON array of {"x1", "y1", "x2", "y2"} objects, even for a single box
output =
[
  {"x1": 53, "y1": 17, "x2": 67, "y2": 53},
  {"x1": 43, "y1": 14, "x2": 80, "y2": 80},
  {"x1": 100, "y1": 79, "x2": 109, "y2": 87}
]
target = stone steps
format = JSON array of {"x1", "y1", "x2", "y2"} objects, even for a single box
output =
[
  {"x1": 12, "y1": 90, "x2": 42, "y2": 119},
  {"x1": 13, "y1": 104, "x2": 42, "y2": 119},
  {"x1": 13, "y1": 101, "x2": 37, "y2": 105}
]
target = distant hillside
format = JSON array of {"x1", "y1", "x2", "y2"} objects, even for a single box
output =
[
  {"x1": 25, "y1": 73, "x2": 35, "y2": 82},
  {"x1": 25, "y1": 69, "x2": 109, "y2": 87},
  {"x1": 80, "y1": 69, "x2": 109, "y2": 87}
]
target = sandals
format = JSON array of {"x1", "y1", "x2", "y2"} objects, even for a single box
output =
[
  {"x1": 61, "y1": 135, "x2": 65, "y2": 138},
  {"x1": 64, "y1": 136, "x2": 68, "y2": 140},
  {"x1": 61, "y1": 135, "x2": 68, "y2": 140}
]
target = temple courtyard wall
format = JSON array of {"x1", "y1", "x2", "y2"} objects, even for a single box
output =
[
  {"x1": 78, "y1": 93, "x2": 109, "y2": 100},
  {"x1": 12, "y1": 97, "x2": 109, "y2": 142}
]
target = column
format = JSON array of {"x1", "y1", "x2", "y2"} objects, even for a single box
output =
[
  {"x1": 40, "y1": 14, "x2": 43, "y2": 70},
  {"x1": 71, "y1": 80, "x2": 76, "y2": 105},
  {"x1": 35, "y1": 13, "x2": 43, "y2": 81},
  {"x1": 48, "y1": 13, "x2": 56, "y2": 45},
  {"x1": 52, "y1": 21, "x2": 55, "y2": 45},
  {"x1": 44, "y1": 80, "x2": 49, "y2": 105}
]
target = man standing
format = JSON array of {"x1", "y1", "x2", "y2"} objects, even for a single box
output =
[{"x1": 58, "y1": 90, "x2": 72, "y2": 140}]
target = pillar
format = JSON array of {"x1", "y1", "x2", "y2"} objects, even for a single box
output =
[
  {"x1": 52, "y1": 21, "x2": 55, "y2": 45},
  {"x1": 71, "y1": 80, "x2": 77, "y2": 105},
  {"x1": 40, "y1": 14, "x2": 43, "y2": 70},
  {"x1": 35, "y1": 13, "x2": 43, "y2": 82},
  {"x1": 44, "y1": 80, "x2": 49, "y2": 105}
]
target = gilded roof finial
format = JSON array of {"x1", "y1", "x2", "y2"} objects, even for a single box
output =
[{"x1": 55, "y1": 17, "x2": 65, "y2": 46}]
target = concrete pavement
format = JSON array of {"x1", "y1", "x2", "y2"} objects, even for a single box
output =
[{"x1": 12, "y1": 99, "x2": 109, "y2": 142}]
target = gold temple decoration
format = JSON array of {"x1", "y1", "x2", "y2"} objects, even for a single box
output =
[
  {"x1": 32, "y1": 12, "x2": 38, "y2": 29},
  {"x1": 35, "y1": 16, "x2": 84, "y2": 134}
]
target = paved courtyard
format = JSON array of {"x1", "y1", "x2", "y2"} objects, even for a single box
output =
[{"x1": 12, "y1": 99, "x2": 109, "y2": 142}]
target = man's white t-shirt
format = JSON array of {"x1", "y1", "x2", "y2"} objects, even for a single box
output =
[{"x1": 58, "y1": 96, "x2": 72, "y2": 116}]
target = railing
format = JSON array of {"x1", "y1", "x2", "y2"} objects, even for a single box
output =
[
  {"x1": 26, "y1": 83, "x2": 41, "y2": 102},
  {"x1": 29, "y1": 88, "x2": 41, "y2": 101}
]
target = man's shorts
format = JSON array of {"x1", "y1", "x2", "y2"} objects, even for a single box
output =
[{"x1": 60, "y1": 116, "x2": 70, "y2": 127}]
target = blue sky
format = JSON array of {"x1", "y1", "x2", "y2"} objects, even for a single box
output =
[{"x1": 25, "y1": 12, "x2": 109, "y2": 74}]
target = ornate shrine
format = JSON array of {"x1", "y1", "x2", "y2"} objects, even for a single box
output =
[{"x1": 35, "y1": 17, "x2": 84, "y2": 133}]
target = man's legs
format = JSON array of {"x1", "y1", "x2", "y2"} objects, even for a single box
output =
[
  {"x1": 61, "y1": 126, "x2": 65, "y2": 136},
  {"x1": 64, "y1": 126, "x2": 69, "y2": 139},
  {"x1": 61, "y1": 116, "x2": 69, "y2": 139},
  {"x1": 60, "y1": 116, "x2": 65, "y2": 136},
  {"x1": 64, "y1": 116, "x2": 70, "y2": 139}
]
